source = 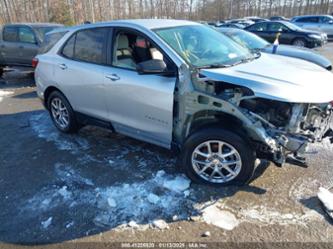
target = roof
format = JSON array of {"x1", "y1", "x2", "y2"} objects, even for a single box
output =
[
  {"x1": 293, "y1": 14, "x2": 331, "y2": 17},
  {"x1": 4, "y1": 23, "x2": 63, "y2": 27},
  {"x1": 75, "y1": 19, "x2": 199, "y2": 30}
]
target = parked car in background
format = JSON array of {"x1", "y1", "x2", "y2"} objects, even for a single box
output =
[
  {"x1": 0, "y1": 23, "x2": 63, "y2": 77},
  {"x1": 270, "y1": 16, "x2": 290, "y2": 21},
  {"x1": 228, "y1": 19, "x2": 255, "y2": 27},
  {"x1": 218, "y1": 27, "x2": 332, "y2": 70},
  {"x1": 245, "y1": 17, "x2": 269, "y2": 23},
  {"x1": 216, "y1": 23, "x2": 246, "y2": 29},
  {"x1": 245, "y1": 21, "x2": 327, "y2": 48},
  {"x1": 291, "y1": 15, "x2": 333, "y2": 40},
  {"x1": 35, "y1": 20, "x2": 333, "y2": 186}
]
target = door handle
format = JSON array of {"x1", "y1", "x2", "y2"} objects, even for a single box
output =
[
  {"x1": 105, "y1": 74, "x2": 120, "y2": 81},
  {"x1": 58, "y1": 63, "x2": 67, "y2": 70},
  {"x1": 19, "y1": 45, "x2": 24, "y2": 49}
]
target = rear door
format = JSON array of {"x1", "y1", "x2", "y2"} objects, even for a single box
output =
[
  {"x1": 17, "y1": 26, "x2": 40, "y2": 64},
  {"x1": 103, "y1": 28, "x2": 177, "y2": 148},
  {"x1": 1, "y1": 26, "x2": 20, "y2": 64},
  {"x1": 246, "y1": 23, "x2": 271, "y2": 42},
  {"x1": 294, "y1": 16, "x2": 320, "y2": 31},
  {"x1": 53, "y1": 27, "x2": 110, "y2": 120}
]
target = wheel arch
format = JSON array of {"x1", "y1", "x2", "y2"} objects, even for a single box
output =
[
  {"x1": 186, "y1": 110, "x2": 251, "y2": 143},
  {"x1": 44, "y1": 86, "x2": 64, "y2": 109}
]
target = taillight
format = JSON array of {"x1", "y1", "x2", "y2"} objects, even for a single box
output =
[{"x1": 32, "y1": 58, "x2": 39, "y2": 68}]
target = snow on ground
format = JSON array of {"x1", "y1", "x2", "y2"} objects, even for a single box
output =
[
  {"x1": 318, "y1": 187, "x2": 333, "y2": 211},
  {"x1": 202, "y1": 205, "x2": 239, "y2": 230},
  {"x1": 30, "y1": 113, "x2": 91, "y2": 155},
  {"x1": 0, "y1": 89, "x2": 14, "y2": 102},
  {"x1": 24, "y1": 112, "x2": 332, "y2": 232}
]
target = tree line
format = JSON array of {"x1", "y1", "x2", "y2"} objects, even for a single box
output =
[{"x1": 0, "y1": 0, "x2": 332, "y2": 25}]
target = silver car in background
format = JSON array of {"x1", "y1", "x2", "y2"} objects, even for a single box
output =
[
  {"x1": 291, "y1": 15, "x2": 333, "y2": 40},
  {"x1": 35, "y1": 20, "x2": 333, "y2": 186}
]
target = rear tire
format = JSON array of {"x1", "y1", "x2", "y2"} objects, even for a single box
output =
[
  {"x1": 292, "y1": 38, "x2": 306, "y2": 47},
  {"x1": 181, "y1": 127, "x2": 255, "y2": 186},
  {"x1": 47, "y1": 91, "x2": 79, "y2": 133}
]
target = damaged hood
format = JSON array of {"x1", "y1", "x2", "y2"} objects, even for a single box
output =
[{"x1": 199, "y1": 53, "x2": 333, "y2": 103}]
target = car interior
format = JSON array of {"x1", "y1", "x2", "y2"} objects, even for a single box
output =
[{"x1": 113, "y1": 31, "x2": 164, "y2": 70}]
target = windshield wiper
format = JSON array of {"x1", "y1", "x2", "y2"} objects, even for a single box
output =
[{"x1": 198, "y1": 63, "x2": 230, "y2": 69}]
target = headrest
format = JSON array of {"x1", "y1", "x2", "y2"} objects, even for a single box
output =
[{"x1": 117, "y1": 34, "x2": 129, "y2": 49}]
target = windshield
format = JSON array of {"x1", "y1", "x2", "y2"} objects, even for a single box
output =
[
  {"x1": 34, "y1": 26, "x2": 62, "y2": 42},
  {"x1": 222, "y1": 29, "x2": 269, "y2": 50},
  {"x1": 154, "y1": 25, "x2": 254, "y2": 68},
  {"x1": 281, "y1": 21, "x2": 302, "y2": 31}
]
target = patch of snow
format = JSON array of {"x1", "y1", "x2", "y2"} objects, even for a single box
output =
[
  {"x1": 128, "y1": 221, "x2": 140, "y2": 228},
  {"x1": 152, "y1": 219, "x2": 169, "y2": 230},
  {"x1": 318, "y1": 187, "x2": 333, "y2": 211},
  {"x1": 184, "y1": 190, "x2": 190, "y2": 197},
  {"x1": 65, "y1": 221, "x2": 74, "y2": 228},
  {"x1": 240, "y1": 206, "x2": 322, "y2": 226},
  {"x1": 107, "y1": 197, "x2": 117, "y2": 208},
  {"x1": 30, "y1": 113, "x2": 91, "y2": 155},
  {"x1": 147, "y1": 193, "x2": 160, "y2": 204},
  {"x1": 41, "y1": 217, "x2": 52, "y2": 229},
  {"x1": 162, "y1": 175, "x2": 191, "y2": 193},
  {"x1": 58, "y1": 186, "x2": 71, "y2": 200},
  {"x1": 0, "y1": 90, "x2": 14, "y2": 102},
  {"x1": 202, "y1": 205, "x2": 239, "y2": 230}
]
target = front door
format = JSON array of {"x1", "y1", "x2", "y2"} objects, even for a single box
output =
[{"x1": 104, "y1": 28, "x2": 177, "y2": 148}]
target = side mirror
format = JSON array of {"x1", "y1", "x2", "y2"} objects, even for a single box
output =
[{"x1": 136, "y1": 59, "x2": 167, "y2": 74}]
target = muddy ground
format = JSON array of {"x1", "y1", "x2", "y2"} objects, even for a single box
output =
[{"x1": 1, "y1": 44, "x2": 333, "y2": 249}]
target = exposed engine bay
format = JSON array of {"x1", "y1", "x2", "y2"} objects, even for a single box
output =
[{"x1": 193, "y1": 77, "x2": 333, "y2": 165}]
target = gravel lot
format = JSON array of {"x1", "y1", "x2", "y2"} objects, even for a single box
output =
[{"x1": 1, "y1": 43, "x2": 333, "y2": 249}]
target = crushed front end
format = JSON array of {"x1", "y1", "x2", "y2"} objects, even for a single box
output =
[{"x1": 240, "y1": 98, "x2": 333, "y2": 165}]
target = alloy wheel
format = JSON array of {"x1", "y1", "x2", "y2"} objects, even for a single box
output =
[
  {"x1": 191, "y1": 140, "x2": 242, "y2": 184},
  {"x1": 50, "y1": 97, "x2": 70, "y2": 129}
]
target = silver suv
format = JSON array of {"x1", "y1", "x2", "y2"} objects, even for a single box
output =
[
  {"x1": 291, "y1": 15, "x2": 333, "y2": 39},
  {"x1": 35, "y1": 20, "x2": 333, "y2": 186}
]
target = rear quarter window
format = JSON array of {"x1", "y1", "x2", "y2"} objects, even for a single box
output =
[
  {"x1": 39, "y1": 31, "x2": 67, "y2": 54},
  {"x1": 61, "y1": 28, "x2": 109, "y2": 64},
  {"x1": 3, "y1": 26, "x2": 18, "y2": 42}
]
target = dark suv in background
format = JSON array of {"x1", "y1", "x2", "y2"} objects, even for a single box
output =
[{"x1": 0, "y1": 23, "x2": 63, "y2": 77}]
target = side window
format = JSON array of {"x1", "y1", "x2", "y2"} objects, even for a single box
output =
[
  {"x1": 18, "y1": 27, "x2": 36, "y2": 44},
  {"x1": 248, "y1": 23, "x2": 267, "y2": 32},
  {"x1": 268, "y1": 23, "x2": 288, "y2": 32},
  {"x1": 320, "y1": 16, "x2": 333, "y2": 23},
  {"x1": 61, "y1": 28, "x2": 108, "y2": 64},
  {"x1": 112, "y1": 30, "x2": 165, "y2": 71},
  {"x1": 297, "y1": 17, "x2": 319, "y2": 23},
  {"x1": 3, "y1": 26, "x2": 18, "y2": 42},
  {"x1": 74, "y1": 28, "x2": 108, "y2": 64},
  {"x1": 62, "y1": 34, "x2": 75, "y2": 58}
]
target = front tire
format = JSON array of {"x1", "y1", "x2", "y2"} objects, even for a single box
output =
[
  {"x1": 181, "y1": 127, "x2": 255, "y2": 186},
  {"x1": 47, "y1": 91, "x2": 79, "y2": 133},
  {"x1": 292, "y1": 38, "x2": 306, "y2": 47}
]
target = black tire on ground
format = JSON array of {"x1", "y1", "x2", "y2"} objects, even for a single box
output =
[
  {"x1": 181, "y1": 127, "x2": 256, "y2": 186},
  {"x1": 292, "y1": 38, "x2": 307, "y2": 47},
  {"x1": 0, "y1": 67, "x2": 4, "y2": 78},
  {"x1": 47, "y1": 91, "x2": 79, "y2": 133}
]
